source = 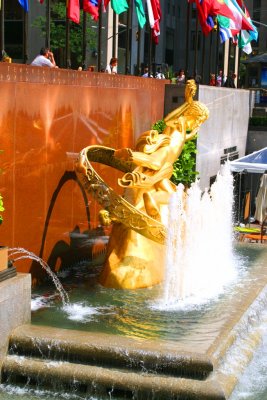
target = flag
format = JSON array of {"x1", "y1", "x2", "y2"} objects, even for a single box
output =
[
  {"x1": 84, "y1": 0, "x2": 99, "y2": 21},
  {"x1": 146, "y1": 0, "x2": 161, "y2": 44},
  {"x1": 235, "y1": 0, "x2": 258, "y2": 41},
  {"x1": 111, "y1": 0, "x2": 128, "y2": 15},
  {"x1": 67, "y1": 0, "x2": 80, "y2": 24},
  {"x1": 238, "y1": 30, "x2": 252, "y2": 54},
  {"x1": 223, "y1": 0, "x2": 253, "y2": 32},
  {"x1": 134, "y1": 0, "x2": 146, "y2": 28},
  {"x1": 218, "y1": 0, "x2": 257, "y2": 53},
  {"x1": 18, "y1": 0, "x2": 29, "y2": 12},
  {"x1": 193, "y1": 0, "x2": 214, "y2": 35},
  {"x1": 219, "y1": 25, "x2": 233, "y2": 43},
  {"x1": 103, "y1": 0, "x2": 110, "y2": 12}
]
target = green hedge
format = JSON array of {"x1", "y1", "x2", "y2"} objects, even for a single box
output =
[{"x1": 249, "y1": 116, "x2": 267, "y2": 126}]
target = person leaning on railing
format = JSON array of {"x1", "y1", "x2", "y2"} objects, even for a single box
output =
[{"x1": 31, "y1": 47, "x2": 58, "y2": 68}]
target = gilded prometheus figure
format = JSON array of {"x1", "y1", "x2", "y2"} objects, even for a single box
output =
[{"x1": 75, "y1": 80, "x2": 209, "y2": 289}]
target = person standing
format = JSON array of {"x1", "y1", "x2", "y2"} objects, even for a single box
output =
[
  {"x1": 176, "y1": 69, "x2": 185, "y2": 85},
  {"x1": 105, "y1": 57, "x2": 118, "y2": 74},
  {"x1": 31, "y1": 47, "x2": 57, "y2": 67}
]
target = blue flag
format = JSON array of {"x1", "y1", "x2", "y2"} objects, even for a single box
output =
[{"x1": 18, "y1": 0, "x2": 29, "y2": 12}]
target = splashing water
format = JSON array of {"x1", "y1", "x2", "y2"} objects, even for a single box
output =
[
  {"x1": 9, "y1": 248, "x2": 69, "y2": 306},
  {"x1": 162, "y1": 162, "x2": 237, "y2": 307}
]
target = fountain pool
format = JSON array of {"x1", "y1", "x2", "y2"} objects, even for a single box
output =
[
  {"x1": 0, "y1": 243, "x2": 266, "y2": 400},
  {"x1": 0, "y1": 164, "x2": 266, "y2": 399}
]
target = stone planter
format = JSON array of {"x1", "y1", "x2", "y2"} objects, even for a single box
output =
[{"x1": 0, "y1": 246, "x2": 8, "y2": 271}]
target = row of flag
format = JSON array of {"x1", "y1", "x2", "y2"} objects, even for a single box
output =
[
  {"x1": 191, "y1": 0, "x2": 258, "y2": 54},
  {"x1": 15, "y1": 0, "x2": 161, "y2": 44},
  {"x1": 68, "y1": 0, "x2": 162, "y2": 44},
  {"x1": 15, "y1": 0, "x2": 257, "y2": 51}
]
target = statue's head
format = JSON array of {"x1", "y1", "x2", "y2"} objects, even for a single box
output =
[
  {"x1": 98, "y1": 209, "x2": 112, "y2": 226},
  {"x1": 185, "y1": 79, "x2": 197, "y2": 101},
  {"x1": 183, "y1": 100, "x2": 209, "y2": 131}
]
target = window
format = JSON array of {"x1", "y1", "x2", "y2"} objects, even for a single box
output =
[
  {"x1": 165, "y1": 29, "x2": 174, "y2": 66},
  {"x1": 253, "y1": 0, "x2": 261, "y2": 22},
  {"x1": 5, "y1": 0, "x2": 23, "y2": 59}
]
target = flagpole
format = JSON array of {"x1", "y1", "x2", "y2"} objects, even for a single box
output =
[
  {"x1": 227, "y1": 38, "x2": 232, "y2": 80},
  {"x1": 97, "y1": 2, "x2": 103, "y2": 72},
  {"x1": 201, "y1": 35, "x2": 206, "y2": 84},
  {"x1": 185, "y1": 1, "x2": 191, "y2": 81},
  {"x1": 23, "y1": 9, "x2": 28, "y2": 64},
  {"x1": 125, "y1": 0, "x2": 132, "y2": 74},
  {"x1": 0, "y1": 0, "x2": 4, "y2": 56},
  {"x1": 193, "y1": 16, "x2": 199, "y2": 78},
  {"x1": 82, "y1": 10, "x2": 87, "y2": 70},
  {"x1": 148, "y1": 28, "x2": 152, "y2": 77},
  {"x1": 136, "y1": 25, "x2": 141, "y2": 76},
  {"x1": 215, "y1": 23, "x2": 220, "y2": 82},
  {"x1": 45, "y1": 0, "x2": 51, "y2": 49},
  {"x1": 65, "y1": 16, "x2": 71, "y2": 68},
  {"x1": 208, "y1": 31, "x2": 213, "y2": 83},
  {"x1": 112, "y1": 9, "x2": 116, "y2": 57}
]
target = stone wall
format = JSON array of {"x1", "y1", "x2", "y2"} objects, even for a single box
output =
[
  {"x1": 0, "y1": 274, "x2": 31, "y2": 370},
  {"x1": 164, "y1": 84, "x2": 250, "y2": 191}
]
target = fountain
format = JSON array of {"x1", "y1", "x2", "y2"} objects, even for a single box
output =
[{"x1": 0, "y1": 80, "x2": 266, "y2": 400}]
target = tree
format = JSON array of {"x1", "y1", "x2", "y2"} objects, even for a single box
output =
[{"x1": 32, "y1": 0, "x2": 97, "y2": 68}]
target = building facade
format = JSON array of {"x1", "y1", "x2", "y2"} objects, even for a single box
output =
[{"x1": 0, "y1": 0, "x2": 264, "y2": 83}]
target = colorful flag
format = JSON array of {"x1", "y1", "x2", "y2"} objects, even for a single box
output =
[
  {"x1": 219, "y1": 25, "x2": 233, "y2": 43},
  {"x1": 111, "y1": 0, "x2": 128, "y2": 15},
  {"x1": 235, "y1": 0, "x2": 258, "y2": 41},
  {"x1": 67, "y1": 0, "x2": 80, "y2": 24},
  {"x1": 146, "y1": 0, "x2": 161, "y2": 44},
  {"x1": 238, "y1": 30, "x2": 252, "y2": 54},
  {"x1": 134, "y1": 0, "x2": 146, "y2": 28},
  {"x1": 224, "y1": 0, "x2": 253, "y2": 31},
  {"x1": 193, "y1": 0, "x2": 214, "y2": 35},
  {"x1": 84, "y1": 0, "x2": 99, "y2": 21},
  {"x1": 18, "y1": 0, "x2": 29, "y2": 12}
]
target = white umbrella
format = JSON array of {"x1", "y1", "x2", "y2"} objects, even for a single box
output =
[{"x1": 254, "y1": 174, "x2": 267, "y2": 223}]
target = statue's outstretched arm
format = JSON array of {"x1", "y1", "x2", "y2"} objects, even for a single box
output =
[
  {"x1": 185, "y1": 128, "x2": 199, "y2": 142},
  {"x1": 130, "y1": 149, "x2": 167, "y2": 170},
  {"x1": 164, "y1": 102, "x2": 189, "y2": 125}
]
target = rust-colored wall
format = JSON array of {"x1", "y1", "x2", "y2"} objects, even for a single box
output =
[{"x1": 0, "y1": 64, "x2": 166, "y2": 278}]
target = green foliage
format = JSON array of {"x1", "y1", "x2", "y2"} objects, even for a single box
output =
[
  {"x1": 151, "y1": 119, "x2": 198, "y2": 187},
  {"x1": 32, "y1": 0, "x2": 97, "y2": 67},
  {"x1": 151, "y1": 119, "x2": 166, "y2": 133},
  {"x1": 171, "y1": 139, "x2": 198, "y2": 187},
  {"x1": 249, "y1": 116, "x2": 267, "y2": 127}
]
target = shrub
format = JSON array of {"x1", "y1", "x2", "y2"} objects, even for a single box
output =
[
  {"x1": 249, "y1": 116, "x2": 267, "y2": 126},
  {"x1": 151, "y1": 119, "x2": 198, "y2": 187}
]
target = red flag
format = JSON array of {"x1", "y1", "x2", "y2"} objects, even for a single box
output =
[
  {"x1": 146, "y1": 0, "x2": 161, "y2": 44},
  {"x1": 67, "y1": 0, "x2": 80, "y2": 24},
  {"x1": 83, "y1": 0, "x2": 99, "y2": 21},
  {"x1": 103, "y1": 0, "x2": 110, "y2": 11}
]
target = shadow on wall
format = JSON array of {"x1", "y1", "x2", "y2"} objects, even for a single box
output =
[{"x1": 30, "y1": 171, "x2": 110, "y2": 283}]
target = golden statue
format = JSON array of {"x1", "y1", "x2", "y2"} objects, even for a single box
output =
[{"x1": 75, "y1": 80, "x2": 209, "y2": 289}]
